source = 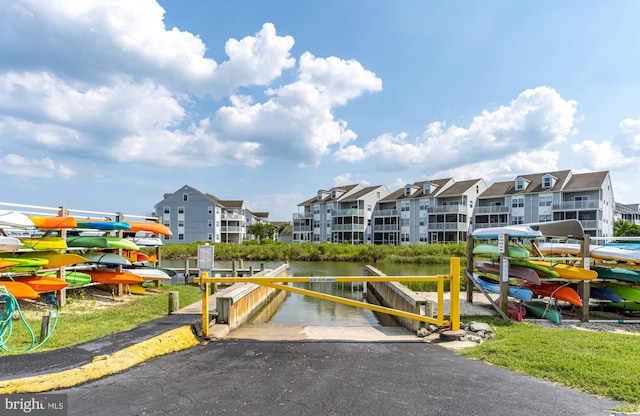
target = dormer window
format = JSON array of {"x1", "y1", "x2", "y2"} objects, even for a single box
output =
[
  {"x1": 423, "y1": 182, "x2": 432, "y2": 194},
  {"x1": 542, "y1": 174, "x2": 556, "y2": 189},
  {"x1": 404, "y1": 185, "x2": 412, "y2": 197},
  {"x1": 515, "y1": 177, "x2": 526, "y2": 191}
]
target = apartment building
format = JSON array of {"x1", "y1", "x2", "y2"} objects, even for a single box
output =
[
  {"x1": 472, "y1": 170, "x2": 614, "y2": 238},
  {"x1": 155, "y1": 185, "x2": 269, "y2": 243},
  {"x1": 293, "y1": 184, "x2": 391, "y2": 244},
  {"x1": 372, "y1": 178, "x2": 487, "y2": 245},
  {"x1": 614, "y1": 203, "x2": 640, "y2": 226}
]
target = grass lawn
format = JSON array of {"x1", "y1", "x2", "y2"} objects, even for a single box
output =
[
  {"x1": 459, "y1": 316, "x2": 640, "y2": 413},
  {"x1": 1, "y1": 284, "x2": 202, "y2": 354}
]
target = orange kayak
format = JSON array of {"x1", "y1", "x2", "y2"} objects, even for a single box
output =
[
  {"x1": 20, "y1": 251, "x2": 88, "y2": 268},
  {"x1": 86, "y1": 270, "x2": 144, "y2": 285},
  {"x1": 126, "y1": 221, "x2": 172, "y2": 236},
  {"x1": 29, "y1": 216, "x2": 78, "y2": 229},
  {"x1": 0, "y1": 259, "x2": 19, "y2": 270},
  {"x1": 0, "y1": 281, "x2": 40, "y2": 300},
  {"x1": 14, "y1": 276, "x2": 70, "y2": 292},
  {"x1": 521, "y1": 282, "x2": 583, "y2": 307}
]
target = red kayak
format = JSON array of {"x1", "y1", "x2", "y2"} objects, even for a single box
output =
[{"x1": 521, "y1": 282, "x2": 583, "y2": 307}]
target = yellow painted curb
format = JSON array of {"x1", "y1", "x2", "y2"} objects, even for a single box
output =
[{"x1": 0, "y1": 325, "x2": 200, "y2": 394}]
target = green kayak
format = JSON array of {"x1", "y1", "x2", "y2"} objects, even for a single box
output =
[
  {"x1": 66, "y1": 236, "x2": 110, "y2": 249},
  {"x1": 473, "y1": 243, "x2": 530, "y2": 259},
  {"x1": 523, "y1": 301, "x2": 562, "y2": 324}
]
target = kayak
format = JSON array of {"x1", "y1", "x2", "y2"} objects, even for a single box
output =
[
  {"x1": 86, "y1": 270, "x2": 144, "y2": 285},
  {"x1": 14, "y1": 275, "x2": 70, "y2": 292},
  {"x1": 523, "y1": 301, "x2": 562, "y2": 324},
  {"x1": 473, "y1": 243, "x2": 530, "y2": 259},
  {"x1": 0, "y1": 281, "x2": 39, "y2": 300},
  {"x1": 520, "y1": 282, "x2": 583, "y2": 306},
  {"x1": 38, "y1": 270, "x2": 92, "y2": 286},
  {"x1": 474, "y1": 260, "x2": 541, "y2": 285},
  {"x1": 526, "y1": 260, "x2": 598, "y2": 281},
  {"x1": 472, "y1": 274, "x2": 533, "y2": 302}
]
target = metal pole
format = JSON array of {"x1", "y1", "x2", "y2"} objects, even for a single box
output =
[{"x1": 201, "y1": 271, "x2": 209, "y2": 338}]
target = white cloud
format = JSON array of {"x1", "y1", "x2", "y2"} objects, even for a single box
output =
[
  {"x1": 619, "y1": 118, "x2": 640, "y2": 150},
  {"x1": 2, "y1": 154, "x2": 75, "y2": 179},
  {"x1": 571, "y1": 140, "x2": 634, "y2": 170},
  {"x1": 337, "y1": 86, "x2": 577, "y2": 173},
  {"x1": 332, "y1": 173, "x2": 370, "y2": 187}
]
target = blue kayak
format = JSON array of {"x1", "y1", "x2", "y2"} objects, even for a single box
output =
[{"x1": 472, "y1": 274, "x2": 533, "y2": 302}]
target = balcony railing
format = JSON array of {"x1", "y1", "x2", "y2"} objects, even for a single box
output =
[
  {"x1": 293, "y1": 225, "x2": 312, "y2": 232},
  {"x1": 473, "y1": 222, "x2": 509, "y2": 229},
  {"x1": 372, "y1": 224, "x2": 399, "y2": 231},
  {"x1": 221, "y1": 213, "x2": 245, "y2": 221},
  {"x1": 474, "y1": 206, "x2": 510, "y2": 214},
  {"x1": 372, "y1": 209, "x2": 398, "y2": 217},
  {"x1": 427, "y1": 205, "x2": 467, "y2": 214},
  {"x1": 293, "y1": 212, "x2": 314, "y2": 220},
  {"x1": 332, "y1": 224, "x2": 365, "y2": 231},
  {"x1": 220, "y1": 226, "x2": 243, "y2": 232},
  {"x1": 334, "y1": 209, "x2": 364, "y2": 217},
  {"x1": 552, "y1": 201, "x2": 602, "y2": 210},
  {"x1": 427, "y1": 223, "x2": 468, "y2": 231}
]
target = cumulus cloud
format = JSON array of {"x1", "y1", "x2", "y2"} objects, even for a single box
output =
[
  {"x1": 332, "y1": 173, "x2": 370, "y2": 187},
  {"x1": 335, "y1": 86, "x2": 577, "y2": 172},
  {"x1": 2, "y1": 154, "x2": 75, "y2": 179},
  {"x1": 619, "y1": 118, "x2": 640, "y2": 150},
  {"x1": 571, "y1": 140, "x2": 633, "y2": 170}
]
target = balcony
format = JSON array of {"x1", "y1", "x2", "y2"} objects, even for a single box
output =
[
  {"x1": 293, "y1": 225, "x2": 312, "y2": 232},
  {"x1": 473, "y1": 222, "x2": 509, "y2": 229},
  {"x1": 220, "y1": 226, "x2": 243, "y2": 232},
  {"x1": 334, "y1": 209, "x2": 364, "y2": 217},
  {"x1": 553, "y1": 201, "x2": 602, "y2": 211},
  {"x1": 373, "y1": 224, "x2": 399, "y2": 232},
  {"x1": 293, "y1": 212, "x2": 314, "y2": 220},
  {"x1": 332, "y1": 224, "x2": 365, "y2": 231},
  {"x1": 474, "y1": 206, "x2": 510, "y2": 214},
  {"x1": 428, "y1": 223, "x2": 468, "y2": 231},
  {"x1": 222, "y1": 213, "x2": 245, "y2": 221},
  {"x1": 372, "y1": 209, "x2": 398, "y2": 217},
  {"x1": 427, "y1": 205, "x2": 468, "y2": 214}
]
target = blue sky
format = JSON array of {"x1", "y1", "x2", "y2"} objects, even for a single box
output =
[{"x1": 1, "y1": 1, "x2": 639, "y2": 221}]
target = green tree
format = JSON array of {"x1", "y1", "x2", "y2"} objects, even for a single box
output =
[
  {"x1": 614, "y1": 219, "x2": 640, "y2": 237},
  {"x1": 246, "y1": 223, "x2": 276, "y2": 241}
]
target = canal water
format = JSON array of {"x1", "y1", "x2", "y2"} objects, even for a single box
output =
[{"x1": 161, "y1": 260, "x2": 450, "y2": 327}]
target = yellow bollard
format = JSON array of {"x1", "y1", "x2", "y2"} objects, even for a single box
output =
[
  {"x1": 449, "y1": 257, "x2": 460, "y2": 331},
  {"x1": 201, "y1": 271, "x2": 209, "y2": 338}
]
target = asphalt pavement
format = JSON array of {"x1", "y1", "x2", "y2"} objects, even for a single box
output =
[{"x1": 0, "y1": 315, "x2": 623, "y2": 416}]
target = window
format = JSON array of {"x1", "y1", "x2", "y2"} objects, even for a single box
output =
[
  {"x1": 542, "y1": 176, "x2": 552, "y2": 188},
  {"x1": 512, "y1": 196, "x2": 524, "y2": 208},
  {"x1": 208, "y1": 206, "x2": 213, "y2": 214},
  {"x1": 367, "y1": 204, "x2": 372, "y2": 212},
  {"x1": 163, "y1": 207, "x2": 170, "y2": 214},
  {"x1": 207, "y1": 233, "x2": 213, "y2": 240},
  {"x1": 419, "y1": 201, "x2": 429, "y2": 210},
  {"x1": 178, "y1": 207, "x2": 184, "y2": 214},
  {"x1": 515, "y1": 178, "x2": 526, "y2": 190},
  {"x1": 178, "y1": 220, "x2": 185, "y2": 227},
  {"x1": 401, "y1": 202, "x2": 410, "y2": 212},
  {"x1": 539, "y1": 194, "x2": 552, "y2": 207},
  {"x1": 538, "y1": 214, "x2": 552, "y2": 222},
  {"x1": 512, "y1": 216, "x2": 524, "y2": 224},
  {"x1": 183, "y1": 193, "x2": 188, "y2": 202},
  {"x1": 208, "y1": 220, "x2": 213, "y2": 228},
  {"x1": 178, "y1": 234, "x2": 184, "y2": 240}
]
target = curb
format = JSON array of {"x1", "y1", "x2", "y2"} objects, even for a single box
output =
[{"x1": 0, "y1": 325, "x2": 201, "y2": 394}]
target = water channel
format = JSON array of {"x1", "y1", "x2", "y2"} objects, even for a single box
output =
[{"x1": 162, "y1": 260, "x2": 451, "y2": 326}]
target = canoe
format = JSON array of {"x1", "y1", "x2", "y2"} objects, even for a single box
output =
[
  {"x1": 510, "y1": 259, "x2": 560, "y2": 279},
  {"x1": 76, "y1": 221, "x2": 132, "y2": 231},
  {"x1": 66, "y1": 236, "x2": 110, "y2": 249},
  {"x1": 591, "y1": 266, "x2": 640, "y2": 284},
  {"x1": 473, "y1": 243, "x2": 530, "y2": 259},
  {"x1": 0, "y1": 210, "x2": 35, "y2": 228},
  {"x1": 607, "y1": 302, "x2": 640, "y2": 312},
  {"x1": 86, "y1": 270, "x2": 144, "y2": 285},
  {"x1": 520, "y1": 281, "x2": 583, "y2": 306},
  {"x1": 122, "y1": 250, "x2": 151, "y2": 263},
  {"x1": 591, "y1": 282, "x2": 640, "y2": 303},
  {"x1": 471, "y1": 225, "x2": 543, "y2": 240},
  {"x1": 19, "y1": 236, "x2": 68, "y2": 251},
  {"x1": 123, "y1": 268, "x2": 171, "y2": 281},
  {"x1": 526, "y1": 260, "x2": 598, "y2": 281},
  {"x1": 29, "y1": 216, "x2": 78, "y2": 229},
  {"x1": 14, "y1": 275, "x2": 70, "y2": 292},
  {"x1": 38, "y1": 270, "x2": 92, "y2": 286},
  {"x1": 523, "y1": 301, "x2": 562, "y2": 324},
  {"x1": 537, "y1": 242, "x2": 640, "y2": 262},
  {"x1": 0, "y1": 256, "x2": 49, "y2": 272},
  {"x1": 96, "y1": 283, "x2": 147, "y2": 295},
  {"x1": 20, "y1": 251, "x2": 88, "y2": 268},
  {"x1": 126, "y1": 221, "x2": 172, "y2": 236},
  {"x1": 127, "y1": 237, "x2": 163, "y2": 247},
  {"x1": 474, "y1": 260, "x2": 541, "y2": 285},
  {"x1": 472, "y1": 274, "x2": 533, "y2": 302},
  {"x1": 0, "y1": 281, "x2": 39, "y2": 300},
  {"x1": 567, "y1": 283, "x2": 623, "y2": 303},
  {"x1": 0, "y1": 259, "x2": 19, "y2": 270},
  {"x1": 0, "y1": 236, "x2": 23, "y2": 252},
  {"x1": 105, "y1": 237, "x2": 139, "y2": 250},
  {"x1": 80, "y1": 252, "x2": 132, "y2": 266}
]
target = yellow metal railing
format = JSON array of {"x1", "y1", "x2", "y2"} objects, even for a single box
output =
[{"x1": 195, "y1": 257, "x2": 460, "y2": 337}]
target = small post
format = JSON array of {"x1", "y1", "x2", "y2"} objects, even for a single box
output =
[
  {"x1": 499, "y1": 234, "x2": 510, "y2": 316},
  {"x1": 168, "y1": 291, "x2": 179, "y2": 314},
  {"x1": 450, "y1": 257, "x2": 460, "y2": 331},
  {"x1": 232, "y1": 261, "x2": 237, "y2": 277},
  {"x1": 201, "y1": 271, "x2": 210, "y2": 338},
  {"x1": 184, "y1": 259, "x2": 190, "y2": 284}
]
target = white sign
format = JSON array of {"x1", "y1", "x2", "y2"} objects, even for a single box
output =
[
  {"x1": 197, "y1": 244, "x2": 214, "y2": 270},
  {"x1": 498, "y1": 234, "x2": 505, "y2": 254},
  {"x1": 501, "y1": 257, "x2": 510, "y2": 282}
]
